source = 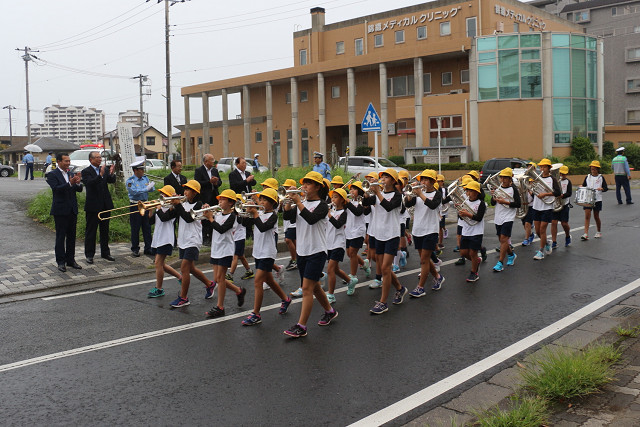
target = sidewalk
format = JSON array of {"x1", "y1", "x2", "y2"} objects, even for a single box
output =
[{"x1": 406, "y1": 293, "x2": 640, "y2": 426}]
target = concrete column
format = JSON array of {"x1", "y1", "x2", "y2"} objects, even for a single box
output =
[
  {"x1": 541, "y1": 32, "x2": 553, "y2": 158},
  {"x1": 317, "y1": 73, "x2": 327, "y2": 157},
  {"x1": 469, "y1": 41, "x2": 479, "y2": 161},
  {"x1": 347, "y1": 68, "x2": 356, "y2": 155},
  {"x1": 414, "y1": 57, "x2": 424, "y2": 148},
  {"x1": 266, "y1": 81, "x2": 274, "y2": 169},
  {"x1": 290, "y1": 77, "x2": 300, "y2": 167},
  {"x1": 242, "y1": 85, "x2": 251, "y2": 159},
  {"x1": 202, "y1": 91, "x2": 210, "y2": 158},
  {"x1": 221, "y1": 88, "x2": 229, "y2": 158},
  {"x1": 379, "y1": 63, "x2": 389, "y2": 157},
  {"x1": 597, "y1": 38, "x2": 604, "y2": 157},
  {"x1": 183, "y1": 95, "x2": 191, "y2": 164}
]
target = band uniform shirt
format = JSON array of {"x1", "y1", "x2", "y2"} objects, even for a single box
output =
[
  {"x1": 407, "y1": 189, "x2": 442, "y2": 237},
  {"x1": 233, "y1": 216, "x2": 246, "y2": 242},
  {"x1": 152, "y1": 206, "x2": 176, "y2": 249},
  {"x1": 583, "y1": 174, "x2": 608, "y2": 202},
  {"x1": 174, "y1": 200, "x2": 203, "y2": 250},
  {"x1": 344, "y1": 200, "x2": 366, "y2": 240},
  {"x1": 492, "y1": 185, "x2": 520, "y2": 225},
  {"x1": 249, "y1": 211, "x2": 278, "y2": 260},
  {"x1": 327, "y1": 208, "x2": 347, "y2": 250},
  {"x1": 210, "y1": 211, "x2": 237, "y2": 259},
  {"x1": 364, "y1": 190, "x2": 402, "y2": 242},
  {"x1": 283, "y1": 199, "x2": 328, "y2": 256},
  {"x1": 461, "y1": 198, "x2": 486, "y2": 237},
  {"x1": 531, "y1": 175, "x2": 561, "y2": 212},
  {"x1": 560, "y1": 178, "x2": 572, "y2": 206}
]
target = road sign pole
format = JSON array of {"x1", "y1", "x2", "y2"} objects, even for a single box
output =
[{"x1": 374, "y1": 131, "x2": 379, "y2": 174}]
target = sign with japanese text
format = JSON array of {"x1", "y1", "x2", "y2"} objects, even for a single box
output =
[
  {"x1": 367, "y1": 7, "x2": 462, "y2": 33},
  {"x1": 117, "y1": 122, "x2": 136, "y2": 172},
  {"x1": 494, "y1": 4, "x2": 546, "y2": 30}
]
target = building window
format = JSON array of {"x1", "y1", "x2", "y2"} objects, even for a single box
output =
[
  {"x1": 387, "y1": 75, "x2": 415, "y2": 97},
  {"x1": 301, "y1": 128, "x2": 309, "y2": 166},
  {"x1": 336, "y1": 41, "x2": 345, "y2": 55},
  {"x1": 461, "y1": 69, "x2": 470, "y2": 84},
  {"x1": 442, "y1": 72, "x2": 452, "y2": 86},
  {"x1": 355, "y1": 38, "x2": 364, "y2": 56},
  {"x1": 299, "y1": 49, "x2": 307, "y2": 65},
  {"x1": 395, "y1": 30, "x2": 405, "y2": 44},
  {"x1": 331, "y1": 86, "x2": 340, "y2": 98},
  {"x1": 513, "y1": 22, "x2": 519, "y2": 32},
  {"x1": 611, "y1": 7, "x2": 618, "y2": 16},
  {"x1": 273, "y1": 130, "x2": 281, "y2": 167},
  {"x1": 574, "y1": 10, "x2": 590, "y2": 22},
  {"x1": 285, "y1": 93, "x2": 291, "y2": 104},
  {"x1": 423, "y1": 73, "x2": 431, "y2": 93},
  {"x1": 635, "y1": 25, "x2": 640, "y2": 33},
  {"x1": 255, "y1": 131, "x2": 262, "y2": 143},
  {"x1": 300, "y1": 91, "x2": 308, "y2": 102},
  {"x1": 440, "y1": 22, "x2": 451, "y2": 36},
  {"x1": 374, "y1": 34, "x2": 384, "y2": 47},
  {"x1": 626, "y1": 47, "x2": 640, "y2": 62},
  {"x1": 627, "y1": 78, "x2": 640, "y2": 93},
  {"x1": 466, "y1": 17, "x2": 477, "y2": 38},
  {"x1": 417, "y1": 26, "x2": 427, "y2": 40},
  {"x1": 146, "y1": 136, "x2": 156, "y2": 146},
  {"x1": 627, "y1": 109, "x2": 640, "y2": 123},
  {"x1": 287, "y1": 129, "x2": 293, "y2": 166},
  {"x1": 429, "y1": 115, "x2": 463, "y2": 147}
]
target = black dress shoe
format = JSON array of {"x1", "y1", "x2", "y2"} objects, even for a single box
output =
[
  {"x1": 143, "y1": 250, "x2": 153, "y2": 256},
  {"x1": 101, "y1": 254, "x2": 115, "y2": 261},
  {"x1": 67, "y1": 261, "x2": 83, "y2": 269},
  {"x1": 57, "y1": 264, "x2": 67, "y2": 272},
  {"x1": 628, "y1": 201, "x2": 634, "y2": 205},
  {"x1": 86, "y1": 257, "x2": 94, "y2": 264},
  {"x1": 132, "y1": 250, "x2": 140, "y2": 257}
]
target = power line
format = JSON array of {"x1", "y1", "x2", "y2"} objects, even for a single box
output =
[{"x1": 170, "y1": 55, "x2": 293, "y2": 75}]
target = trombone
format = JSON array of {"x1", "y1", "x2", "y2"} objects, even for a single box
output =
[
  {"x1": 97, "y1": 195, "x2": 185, "y2": 220},
  {"x1": 340, "y1": 173, "x2": 361, "y2": 189},
  {"x1": 189, "y1": 205, "x2": 222, "y2": 221}
]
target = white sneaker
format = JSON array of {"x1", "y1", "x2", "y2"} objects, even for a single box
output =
[
  {"x1": 275, "y1": 265, "x2": 285, "y2": 283},
  {"x1": 594, "y1": 232, "x2": 602, "y2": 238},
  {"x1": 363, "y1": 259, "x2": 370, "y2": 270},
  {"x1": 263, "y1": 282, "x2": 270, "y2": 290}
]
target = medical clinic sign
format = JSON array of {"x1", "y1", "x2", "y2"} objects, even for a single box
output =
[
  {"x1": 494, "y1": 4, "x2": 547, "y2": 30},
  {"x1": 367, "y1": 6, "x2": 462, "y2": 33}
]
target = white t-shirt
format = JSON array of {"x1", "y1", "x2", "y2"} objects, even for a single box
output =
[
  {"x1": 461, "y1": 199, "x2": 485, "y2": 237},
  {"x1": 177, "y1": 201, "x2": 202, "y2": 250},
  {"x1": 252, "y1": 211, "x2": 278, "y2": 260},
  {"x1": 532, "y1": 175, "x2": 556, "y2": 212},
  {"x1": 560, "y1": 178, "x2": 571, "y2": 206},
  {"x1": 295, "y1": 199, "x2": 328, "y2": 256},
  {"x1": 493, "y1": 185, "x2": 516, "y2": 225},
  {"x1": 210, "y1": 212, "x2": 235, "y2": 258},
  {"x1": 151, "y1": 206, "x2": 176, "y2": 248},
  {"x1": 584, "y1": 174, "x2": 605, "y2": 202},
  {"x1": 326, "y1": 209, "x2": 346, "y2": 250},
  {"x1": 411, "y1": 190, "x2": 441, "y2": 237},
  {"x1": 368, "y1": 191, "x2": 401, "y2": 242},
  {"x1": 233, "y1": 217, "x2": 246, "y2": 242},
  {"x1": 345, "y1": 201, "x2": 366, "y2": 240}
]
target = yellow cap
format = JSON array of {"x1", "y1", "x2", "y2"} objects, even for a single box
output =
[
  {"x1": 461, "y1": 176, "x2": 472, "y2": 186},
  {"x1": 464, "y1": 180, "x2": 481, "y2": 193},
  {"x1": 378, "y1": 168, "x2": 399, "y2": 182},
  {"x1": 559, "y1": 165, "x2": 569, "y2": 174},
  {"x1": 434, "y1": 182, "x2": 440, "y2": 190},
  {"x1": 259, "y1": 188, "x2": 279, "y2": 203},
  {"x1": 299, "y1": 171, "x2": 324, "y2": 185},
  {"x1": 589, "y1": 160, "x2": 601, "y2": 169},
  {"x1": 349, "y1": 180, "x2": 364, "y2": 192},
  {"x1": 235, "y1": 194, "x2": 245, "y2": 202},
  {"x1": 437, "y1": 174, "x2": 445, "y2": 181},
  {"x1": 330, "y1": 175, "x2": 344, "y2": 185},
  {"x1": 217, "y1": 189, "x2": 237, "y2": 201},
  {"x1": 527, "y1": 161, "x2": 537, "y2": 168},
  {"x1": 323, "y1": 178, "x2": 331, "y2": 191},
  {"x1": 283, "y1": 178, "x2": 297, "y2": 187},
  {"x1": 183, "y1": 180, "x2": 201, "y2": 194},
  {"x1": 365, "y1": 172, "x2": 378, "y2": 180},
  {"x1": 158, "y1": 185, "x2": 176, "y2": 197},
  {"x1": 329, "y1": 188, "x2": 349, "y2": 202},
  {"x1": 538, "y1": 158, "x2": 552, "y2": 167},
  {"x1": 499, "y1": 167, "x2": 513, "y2": 177},
  {"x1": 261, "y1": 178, "x2": 279, "y2": 190},
  {"x1": 398, "y1": 170, "x2": 410, "y2": 180},
  {"x1": 419, "y1": 169, "x2": 437, "y2": 181},
  {"x1": 466, "y1": 170, "x2": 480, "y2": 180}
]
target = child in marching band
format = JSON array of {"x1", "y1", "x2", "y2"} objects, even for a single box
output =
[
  {"x1": 325, "y1": 188, "x2": 353, "y2": 303},
  {"x1": 147, "y1": 185, "x2": 182, "y2": 298},
  {"x1": 489, "y1": 168, "x2": 521, "y2": 272},
  {"x1": 260, "y1": 178, "x2": 285, "y2": 285},
  {"x1": 551, "y1": 165, "x2": 572, "y2": 248},
  {"x1": 454, "y1": 175, "x2": 472, "y2": 265},
  {"x1": 203, "y1": 189, "x2": 247, "y2": 318},
  {"x1": 437, "y1": 174, "x2": 448, "y2": 251},
  {"x1": 391, "y1": 176, "x2": 409, "y2": 273},
  {"x1": 345, "y1": 181, "x2": 370, "y2": 294},
  {"x1": 532, "y1": 159, "x2": 562, "y2": 260},
  {"x1": 240, "y1": 188, "x2": 292, "y2": 326},
  {"x1": 458, "y1": 180, "x2": 486, "y2": 282},
  {"x1": 227, "y1": 194, "x2": 255, "y2": 282},
  {"x1": 282, "y1": 178, "x2": 298, "y2": 271},
  {"x1": 581, "y1": 160, "x2": 608, "y2": 240},
  {"x1": 364, "y1": 172, "x2": 381, "y2": 289}
]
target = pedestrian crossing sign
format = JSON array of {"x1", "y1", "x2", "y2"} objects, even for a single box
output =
[{"x1": 361, "y1": 103, "x2": 382, "y2": 132}]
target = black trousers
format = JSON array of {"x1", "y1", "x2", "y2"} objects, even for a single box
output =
[
  {"x1": 85, "y1": 211, "x2": 111, "y2": 258},
  {"x1": 129, "y1": 206, "x2": 152, "y2": 252},
  {"x1": 53, "y1": 214, "x2": 77, "y2": 265}
]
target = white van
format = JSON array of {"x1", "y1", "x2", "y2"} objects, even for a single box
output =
[{"x1": 336, "y1": 156, "x2": 407, "y2": 177}]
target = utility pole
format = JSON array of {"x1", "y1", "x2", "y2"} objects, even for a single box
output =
[
  {"x1": 133, "y1": 74, "x2": 148, "y2": 157},
  {"x1": 16, "y1": 46, "x2": 37, "y2": 144},
  {"x1": 2, "y1": 105, "x2": 16, "y2": 146}
]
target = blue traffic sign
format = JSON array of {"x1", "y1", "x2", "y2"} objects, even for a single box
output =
[{"x1": 361, "y1": 103, "x2": 382, "y2": 132}]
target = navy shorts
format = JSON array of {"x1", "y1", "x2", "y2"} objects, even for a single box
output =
[
  {"x1": 210, "y1": 255, "x2": 233, "y2": 267},
  {"x1": 346, "y1": 237, "x2": 364, "y2": 249},
  {"x1": 179, "y1": 247, "x2": 199, "y2": 261},
  {"x1": 400, "y1": 223, "x2": 406, "y2": 236},
  {"x1": 234, "y1": 239, "x2": 245, "y2": 257},
  {"x1": 284, "y1": 228, "x2": 296, "y2": 241},
  {"x1": 154, "y1": 244, "x2": 173, "y2": 256},
  {"x1": 584, "y1": 201, "x2": 602, "y2": 212},
  {"x1": 327, "y1": 247, "x2": 345, "y2": 262},
  {"x1": 368, "y1": 235, "x2": 376, "y2": 249},
  {"x1": 460, "y1": 235, "x2": 483, "y2": 251},
  {"x1": 439, "y1": 217, "x2": 446, "y2": 228},
  {"x1": 457, "y1": 225, "x2": 463, "y2": 236},
  {"x1": 533, "y1": 208, "x2": 553, "y2": 223},
  {"x1": 297, "y1": 252, "x2": 327, "y2": 282},
  {"x1": 414, "y1": 233, "x2": 438, "y2": 251},
  {"x1": 553, "y1": 205, "x2": 570, "y2": 222},
  {"x1": 255, "y1": 257, "x2": 275, "y2": 272},
  {"x1": 495, "y1": 221, "x2": 513, "y2": 237},
  {"x1": 521, "y1": 207, "x2": 534, "y2": 225},
  {"x1": 375, "y1": 236, "x2": 400, "y2": 255}
]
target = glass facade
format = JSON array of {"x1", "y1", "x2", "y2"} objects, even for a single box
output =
[{"x1": 476, "y1": 33, "x2": 541, "y2": 101}]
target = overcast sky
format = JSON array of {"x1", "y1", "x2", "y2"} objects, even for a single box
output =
[{"x1": 1, "y1": 0, "x2": 428, "y2": 138}]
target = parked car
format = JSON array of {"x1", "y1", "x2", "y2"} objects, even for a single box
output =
[
  {"x1": 216, "y1": 157, "x2": 268, "y2": 173},
  {"x1": 68, "y1": 148, "x2": 114, "y2": 170},
  {"x1": 145, "y1": 159, "x2": 167, "y2": 170},
  {"x1": 336, "y1": 156, "x2": 407, "y2": 177},
  {"x1": 0, "y1": 162, "x2": 14, "y2": 177},
  {"x1": 479, "y1": 158, "x2": 531, "y2": 183}
]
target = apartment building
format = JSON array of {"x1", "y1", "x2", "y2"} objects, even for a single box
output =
[{"x1": 29, "y1": 105, "x2": 106, "y2": 146}]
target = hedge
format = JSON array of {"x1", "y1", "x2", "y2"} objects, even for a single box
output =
[{"x1": 401, "y1": 161, "x2": 485, "y2": 171}]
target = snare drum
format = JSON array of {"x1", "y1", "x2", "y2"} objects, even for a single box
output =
[{"x1": 574, "y1": 187, "x2": 596, "y2": 207}]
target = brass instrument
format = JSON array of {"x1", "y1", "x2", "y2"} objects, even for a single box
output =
[
  {"x1": 402, "y1": 183, "x2": 426, "y2": 204},
  {"x1": 98, "y1": 195, "x2": 184, "y2": 220},
  {"x1": 446, "y1": 180, "x2": 478, "y2": 226},
  {"x1": 483, "y1": 173, "x2": 514, "y2": 203},
  {"x1": 189, "y1": 205, "x2": 222, "y2": 221},
  {"x1": 524, "y1": 164, "x2": 563, "y2": 212},
  {"x1": 407, "y1": 172, "x2": 422, "y2": 184},
  {"x1": 340, "y1": 173, "x2": 361, "y2": 189},
  {"x1": 241, "y1": 191, "x2": 260, "y2": 199},
  {"x1": 513, "y1": 174, "x2": 530, "y2": 219},
  {"x1": 348, "y1": 195, "x2": 363, "y2": 206},
  {"x1": 277, "y1": 186, "x2": 305, "y2": 204},
  {"x1": 234, "y1": 200, "x2": 265, "y2": 217},
  {"x1": 159, "y1": 194, "x2": 186, "y2": 204},
  {"x1": 361, "y1": 180, "x2": 381, "y2": 192}
]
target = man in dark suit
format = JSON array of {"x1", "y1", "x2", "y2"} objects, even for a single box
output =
[
  {"x1": 82, "y1": 151, "x2": 117, "y2": 264},
  {"x1": 194, "y1": 153, "x2": 221, "y2": 244},
  {"x1": 46, "y1": 153, "x2": 83, "y2": 272},
  {"x1": 229, "y1": 156, "x2": 256, "y2": 196},
  {"x1": 164, "y1": 159, "x2": 187, "y2": 195}
]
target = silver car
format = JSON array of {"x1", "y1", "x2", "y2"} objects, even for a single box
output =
[
  {"x1": 217, "y1": 157, "x2": 268, "y2": 173},
  {"x1": 337, "y1": 156, "x2": 407, "y2": 177}
]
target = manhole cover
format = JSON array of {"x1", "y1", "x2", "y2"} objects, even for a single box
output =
[
  {"x1": 611, "y1": 307, "x2": 639, "y2": 318},
  {"x1": 571, "y1": 293, "x2": 593, "y2": 303}
]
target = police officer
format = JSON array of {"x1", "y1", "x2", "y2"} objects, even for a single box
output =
[
  {"x1": 126, "y1": 159, "x2": 155, "y2": 256},
  {"x1": 312, "y1": 151, "x2": 331, "y2": 180},
  {"x1": 612, "y1": 147, "x2": 633, "y2": 205}
]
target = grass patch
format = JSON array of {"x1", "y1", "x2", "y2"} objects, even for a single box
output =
[
  {"x1": 520, "y1": 343, "x2": 621, "y2": 401},
  {"x1": 616, "y1": 325, "x2": 640, "y2": 338},
  {"x1": 473, "y1": 395, "x2": 549, "y2": 427}
]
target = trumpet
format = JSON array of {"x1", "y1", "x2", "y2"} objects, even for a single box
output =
[
  {"x1": 159, "y1": 194, "x2": 186, "y2": 204},
  {"x1": 348, "y1": 195, "x2": 363, "y2": 206},
  {"x1": 277, "y1": 186, "x2": 305, "y2": 204},
  {"x1": 241, "y1": 191, "x2": 260, "y2": 199},
  {"x1": 407, "y1": 172, "x2": 422, "y2": 184},
  {"x1": 189, "y1": 205, "x2": 222, "y2": 221},
  {"x1": 234, "y1": 200, "x2": 265, "y2": 217},
  {"x1": 402, "y1": 183, "x2": 425, "y2": 196},
  {"x1": 361, "y1": 180, "x2": 381, "y2": 192},
  {"x1": 340, "y1": 173, "x2": 361, "y2": 189}
]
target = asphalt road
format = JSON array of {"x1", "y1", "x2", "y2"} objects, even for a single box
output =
[{"x1": 0, "y1": 190, "x2": 639, "y2": 426}]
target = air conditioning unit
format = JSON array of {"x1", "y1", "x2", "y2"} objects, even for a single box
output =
[
  {"x1": 496, "y1": 22, "x2": 504, "y2": 33},
  {"x1": 450, "y1": 89, "x2": 463, "y2": 94}
]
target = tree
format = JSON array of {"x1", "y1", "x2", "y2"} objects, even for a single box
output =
[{"x1": 571, "y1": 136, "x2": 596, "y2": 162}]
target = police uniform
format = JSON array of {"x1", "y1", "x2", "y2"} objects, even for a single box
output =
[{"x1": 127, "y1": 159, "x2": 155, "y2": 256}]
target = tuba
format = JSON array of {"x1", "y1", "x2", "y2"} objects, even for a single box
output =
[
  {"x1": 513, "y1": 174, "x2": 530, "y2": 219},
  {"x1": 446, "y1": 180, "x2": 478, "y2": 226},
  {"x1": 524, "y1": 165, "x2": 563, "y2": 212},
  {"x1": 483, "y1": 173, "x2": 514, "y2": 203}
]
